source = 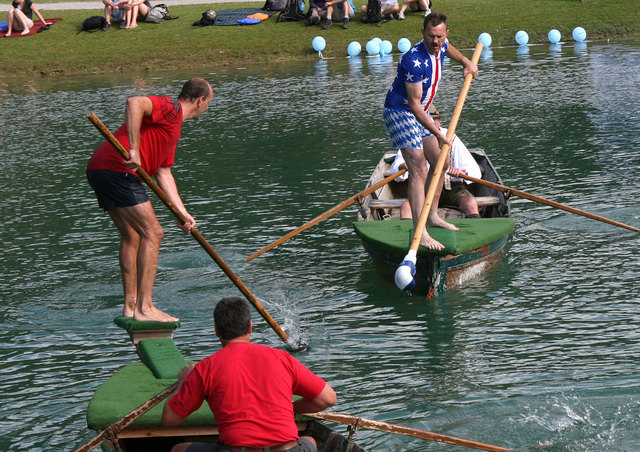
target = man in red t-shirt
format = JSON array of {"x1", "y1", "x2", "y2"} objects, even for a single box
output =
[
  {"x1": 86, "y1": 77, "x2": 213, "y2": 323},
  {"x1": 162, "y1": 297, "x2": 337, "y2": 452}
]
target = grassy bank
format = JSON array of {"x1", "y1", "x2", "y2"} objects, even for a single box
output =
[{"x1": 2, "y1": 0, "x2": 639, "y2": 76}]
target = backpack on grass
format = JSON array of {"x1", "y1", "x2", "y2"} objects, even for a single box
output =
[
  {"x1": 262, "y1": 0, "x2": 288, "y2": 11},
  {"x1": 146, "y1": 4, "x2": 175, "y2": 23},
  {"x1": 193, "y1": 9, "x2": 217, "y2": 26},
  {"x1": 362, "y1": 0, "x2": 381, "y2": 23},
  {"x1": 78, "y1": 16, "x2": 106, "y2": 33},
  {"x1": 277, "y1": 0, "x2": 305, "y2": 22}
]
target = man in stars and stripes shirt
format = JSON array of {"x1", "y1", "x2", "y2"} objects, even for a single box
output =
[{"x1": 383, "y1": 12, "x2": 477, "y2": 250}]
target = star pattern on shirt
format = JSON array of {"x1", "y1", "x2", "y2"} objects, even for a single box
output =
[
  {"x1": 413, "y1": 58, "x2": 422, "y2": 68},
  {"x1": 405, "y1": 72, "x2": 414, "y2": 81}
]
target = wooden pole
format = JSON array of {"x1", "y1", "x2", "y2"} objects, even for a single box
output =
[
  {"x1": 303, "y1": 411, "x2": 511, "y2": 452},
  {"x1": 74, "y1": 382, "x2": 177, "y2": 452},
  {"x1": 457, "y1": 173, "x2": 639, "y2": 232},
  {"x1": 86, "y1": 112, "x2": 294, "y2": 346},
  {"x1": 245, "y1": 168, "x2": 408, "y2": 262}
]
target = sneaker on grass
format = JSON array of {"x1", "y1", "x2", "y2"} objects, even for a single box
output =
[{"x1": 397, "y1": 11, "x2": 405, "y2": 19}]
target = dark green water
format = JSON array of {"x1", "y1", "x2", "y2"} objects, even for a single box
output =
[{"x1": 1, "y1": 39, "x2": 639, "y2": 451}]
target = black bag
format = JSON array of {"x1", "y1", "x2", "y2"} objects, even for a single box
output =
[
  {"x1": 277, "y1": 0, "x2": 305, "y2": 22},
  {"x1": 193, "y1": 9, "x2": 217, "y2": 26},
  {"x1": 262, "y1": 0, "x2": 288, "y2": 11},
  {"x1": 363, "y1": 0, "x2": 381, "y2": 23},
  {"x1": 79, "y1": 16, "x2": 106, "y2": 33}
]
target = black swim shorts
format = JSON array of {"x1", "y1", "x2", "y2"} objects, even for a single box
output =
[
  {"x1": 86, "y1": 169, "x2": 149, "y2": 211},
  {"x1": 186, "y1": 438, "x2": 316, "y2": 452}
]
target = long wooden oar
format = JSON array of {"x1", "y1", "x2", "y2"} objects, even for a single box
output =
[
  {"x1": 395, "y1": 42, "x2": 484, "y2": 291},
  {"x1": 457, "y1": 173, "x2": 639, "y2": 232},
  {"x1": 303, "y1": 411, "x2": 511, "y2": 451},
  {"x1": 246, "y1": 168, "x2": 408, "y2": 262},
  {"x1": 74, "y1": 382, "x2": 177, "y2": 452},
  {"x1": 86, "y1": 112, "x2": 300, "y2": 348}
]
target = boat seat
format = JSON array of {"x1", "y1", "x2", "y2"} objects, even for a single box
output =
[
  {"x1": 368, "y1": 196, "x2": 501, "y2": 210},
  {"x1": 475, "y1": 196, "x2": 502, "y2": 206},
  {"x1": 368, "y1": 199, "x2": 406, "y2": 209}
]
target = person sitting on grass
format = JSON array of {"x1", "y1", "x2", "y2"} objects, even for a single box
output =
[
  {"x1": 101, "y1": 0, "x2": 124, "y2": 30},
  {"x1": 361, "y1": 0, "x2": 399, "y2": 21},
  {"x1": 5, "y1": 0, "x2": 48, "y2": 36},
  {"x1": 304, "y1": 0, "x2": 325, "y2": 26},
  {"x1": 119, "y1": 0, "x2": 150, "y2": 29},
  {"x1": 306, "y1": 0, "x2": 354, "y2": 29},
  {"x1": 397, "y1": 0, "x2": 431, "y2": 20}
]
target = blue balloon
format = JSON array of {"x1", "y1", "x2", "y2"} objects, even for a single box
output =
[
  {"x1": 347, "y1": 41, "x2": 361, "y2": 57},
  {"x1": 312, "y1": 36, "x2": 326, "y2": 52},
  {"x1": 478, "y1": 32, "x2": 492, "y2": 48},
  {"x1": 572, "y1": 26, "x2": 586, "y2": 42},
  {"x1": 380, "y1": 40, "x2": 392, "y2": 55},
  {"x1": 515, "y1": 30, "x2": 529, "y2": 46},
  {"x1": 372, "y1": 37, "x2": 382, "y2": 45},
  {"x1": 397, "y1": 37, "x2": 411, "y2": 53},
  {"x1": 366, "y1": 40, "x2": 380, "y2": 56},
  {"x1": 548, "y1": 29, "x2": 561, "y2": 44}
]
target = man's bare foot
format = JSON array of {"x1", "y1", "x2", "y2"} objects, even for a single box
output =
[
  {"x1": 428, "y1": 215, "x2": 459, "y2": 231},
  {"x1": 419, "y1": 230, "x2": 445, "y2": 251},
  {"x1": 134, "y1": 306, "x2": 179, "y2": 322}
]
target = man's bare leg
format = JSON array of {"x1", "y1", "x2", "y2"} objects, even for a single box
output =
[
  {"x1": 110, "y1": 202, "x2": 178, "y2": 322},
  {"x1": 402, "y1": 147, "x2": 445, "y2": 250},
  {"x1": 110, "y1": 211, "x2": 139, "y2": 316},
  {"x1": 423, "y1": 135, "x2": 459, "y2": 232}
]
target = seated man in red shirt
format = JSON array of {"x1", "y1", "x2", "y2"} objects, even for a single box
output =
[{"x1": 162, "y1": 297, "x2": 337, "y2": 452}]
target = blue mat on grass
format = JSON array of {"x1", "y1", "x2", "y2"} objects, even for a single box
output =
[{"x1": 213, "y1": 8, "x2": 276, "y2": 26}]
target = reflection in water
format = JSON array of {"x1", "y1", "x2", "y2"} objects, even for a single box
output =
[
  {"x1": 348, "y1": 56, "x2": 363, "y2": 78},
  {"x1": 574, "y1": 41, "x2": 588, "y2": 56},
  {"x1": 314, "y1": 59, "x2": 328, "y2": 76},
  {"x1": 481, "y1": 47, "x2": 494, "y2": 63},
  {"x1": 550, "y1": 43, "x2": 563, "y2": 53},
  {"x1": 517, "y1": 45, "x2": 530, "y2": 60},
  {"x1": 1, "y1": 39, "x2": 640, "y2": 452}
]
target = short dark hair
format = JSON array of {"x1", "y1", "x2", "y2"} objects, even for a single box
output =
[
  {"x1": 178, "y1": 77, "x2": 211, "y2": 102},
  {"x1": 214, "y1": 297, "x2": 251, "y2": 340},
  {"x1": 423, "y1": 11, "x2": 447, "y2": 31}
]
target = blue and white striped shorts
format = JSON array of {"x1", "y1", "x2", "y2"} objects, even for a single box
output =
[{"x1": 383, "y1": 107, "x2": 433, "y2": 150}]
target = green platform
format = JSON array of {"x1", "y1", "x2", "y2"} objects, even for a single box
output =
[
  {"x1": 87, "y1": 361, "x2": 215, "y2": 431},
  {"x1": 353, "y1": 217, "x2": 516, "y2": 256}
]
